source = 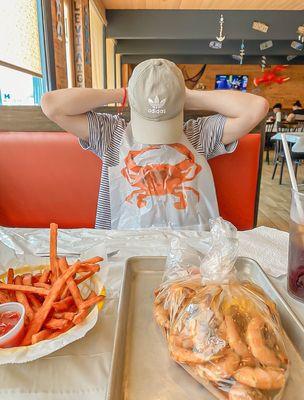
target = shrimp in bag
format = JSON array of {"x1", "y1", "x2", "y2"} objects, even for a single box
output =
[{"x1": 154, "y1": 218, "x2": 289, "y2": 400}]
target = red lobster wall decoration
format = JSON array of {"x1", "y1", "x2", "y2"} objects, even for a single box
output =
[{"x1": 253, "y1": 65, "x2": 290, "y2": 87}]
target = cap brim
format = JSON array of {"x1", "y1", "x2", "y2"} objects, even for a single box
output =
[{"x1": 130, "y1": 108, "x2": 184, "y2": 144}]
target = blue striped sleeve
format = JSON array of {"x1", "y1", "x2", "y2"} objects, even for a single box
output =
[
  {"x1": 185, "y1": 114, "x2": 237, "y2": 160},
  {"x1": 79, "y1": 111, "x2": 124, "y2": 159}
]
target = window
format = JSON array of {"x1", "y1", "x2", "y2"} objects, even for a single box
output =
[
  {"x1": 0, "y1": 0, "x2": 46, "y2": 105},
  {"x1": 116, "y1": 53, "x2": 121, "y2": 89},
  {"x1": 0, "y1": 66, "x2": 44, "y2": 106},
  {"x1": 106, "y1": 38, "x2": 116, "y2": 90},
  {"x1": 89, "y1": 0, "x2": 106, "y2": 89}
]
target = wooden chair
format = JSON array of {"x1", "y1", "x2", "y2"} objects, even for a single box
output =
[
  {"x1": 272, "y1": 122, "x2": 302, "y2": 184},
  {"x1": 295, "y1": 114, "x2": 304, "y2": 122},
  {"x1": 264, "y1": 121, "x2": 275, "y2": 165},
  {"x1": 295, "y1": 121, "x2": 304, "y2": 132}
]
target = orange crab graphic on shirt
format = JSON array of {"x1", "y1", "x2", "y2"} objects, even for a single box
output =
[{"x1": 121, "y1": 143, "x2": 202, "y2": 210}]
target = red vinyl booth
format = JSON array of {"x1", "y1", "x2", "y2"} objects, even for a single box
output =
[{"x1": 0, "y1": 132, "x2": 261, "y2": 230}]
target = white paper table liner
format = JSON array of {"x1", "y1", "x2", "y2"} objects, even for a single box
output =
[{"x1": 0, "y1": 226, "x2": 295, "y2": 400}]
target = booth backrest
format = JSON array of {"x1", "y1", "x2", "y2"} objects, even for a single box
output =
[
  {"x1": 209, "y1": 133, "x2": 261, "y2": 230},
  {"x1": 0, "y1": 132, "x2": 261, "y2": 230}
]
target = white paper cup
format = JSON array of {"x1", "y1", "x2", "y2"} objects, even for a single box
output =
[{"x1": 0, "y1": 302, "x2": 25, "y2": 348}]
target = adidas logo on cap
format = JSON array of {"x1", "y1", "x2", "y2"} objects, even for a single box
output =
[{"x1": 147, "y1": 96, "x2": 167, "y2": 114}]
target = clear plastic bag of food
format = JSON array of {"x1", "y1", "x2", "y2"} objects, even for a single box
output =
[{"x1": 154, "y1": 217, "x2": 289, "y2": 400}]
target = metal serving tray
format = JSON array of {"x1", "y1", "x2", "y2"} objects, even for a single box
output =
[{"x1": 107, "y1": 257, "x2": 304, "y2": 400}]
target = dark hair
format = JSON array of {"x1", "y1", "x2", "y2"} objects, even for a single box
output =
[
  {"x1": 273, "y1": 103, "x2": 282, "y2": 109},
  {"x1": 293, "y1": 100, "x2": 302, "y2": 107}
]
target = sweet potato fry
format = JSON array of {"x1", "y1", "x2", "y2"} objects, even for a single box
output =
[
  {"x1": 21, "y1": 261, "x2": 82, "y2": 345},
  {"x1": 73, "y1": 308, "x2": 89, "y2": 325},
  {"x1": 60, "y1": 285, "x2": 70, "y2": 300},
  {"x1": 31, "y1": 329, "x2": 52, "y2": 345},
  {"x1": 50, "y1": 223, "x2": 58, "y2": 279},
  {"x1": 0, "y1": 290, "x2": 10, "y2": 304},
  {"x1": 6, "y1": 268, "x2": 16, "y2": 301},
  {"x1": 0, "y1": 282, "x2": 49, "y2": 296},
  {"x1": 54, "y1": 259, "x2": 60, "y2": 279},
  {"x1": 79, "y1": 294, "x2": 105, "y2": 311},
  {"x1": 22, "y1": 274, "x2": 33, "y2": 286},
  {"x1": 7, "y1": 268, "x2": 14, "y2": 284},
  {"x1": 39, "y1": 269, "x2": 50, "y2": 284},
  {"x1": 78, "y1": 264, "x2": 100, "y2": 273},
  {"x1": 60, "y1": 270, "x2": 95, "y2": 299},
  {"x1": 27, "y1": 294, "x2": 42, "y2": 312},
  {"x1": 47, "y1": 321, "x2": 74, "y2": 340},
  {"x1": 34, "y1": 282, "x2": 51, "y2": 290},
  {"x1": 53, "y1": 296, "x2": 75, "y2": 312},
  {"x1": 1, "y1": 224, "x2": 104, "y2": 348},
  {"x1": 46, "y1": 331, "x2": 61, "y2": 340},
  {"x1": 81, "y1": 256, "x2": 103, "y2": 264},
  {"x1": 73, "y1": 292, "x2": 95, "y2": 324},
  {"x1": 0, "y1": 219, "x2": 105, "y2": 350},
  {"x1": 60, "y1": 268, "x2": 97, "y2": 299},
  {"x1": 75, "y1": 271, "x2": 95, "y2": 285},
  {"x1": 58, "y1": 258, "x2": 84, "y2": 308},
  {"x1": 15, "y1": 276, "x2": 34, "y2": 321},
  {"x1": 53, "y1": 312, "x2": 75, "y2": 321},
  {"x1": 44, "y1": 318, "x2": 70, "y2": 330},
  {"x1": 32, "y1": 273, "x2": 42, "y2": 284}
]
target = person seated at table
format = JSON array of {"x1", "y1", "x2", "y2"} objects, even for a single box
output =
[
  {"x1": 267, "y1": 103, "x2": 282, "y2": 131},
  {"x1": 287, "y1": 100, "x2": 304, "y2": 122},
  {"x1": 41, "y1": 59, "x2": 268, "y2": 230}
]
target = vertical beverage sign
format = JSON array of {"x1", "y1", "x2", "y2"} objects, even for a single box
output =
[
  {"x1": 51, "y1": 0, "x2": 68, "y2": 88},
  {"x1": 55, "y1": 0, "x2": 64, "y2": 41},
  {"x1": 84, "y1": 4, "x2": 91, "y2": 65},
  {"x1": 83, "y1": 1, "x2": 92, "y2": 87},
  {"x1": 73, "y1": 0, "x2": 92, "y2": 87},
  {"x1": 73, "y1": 0, "x2": 84, "y2": 86}
]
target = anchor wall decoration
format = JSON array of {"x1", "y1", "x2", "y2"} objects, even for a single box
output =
[{"x1": 216, "y1": 14, "x2": 226, "y2": 42}]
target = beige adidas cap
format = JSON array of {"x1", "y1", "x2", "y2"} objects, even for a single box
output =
[{"x1": 128, "y1": 58, "x2": 185, "y2": 144}]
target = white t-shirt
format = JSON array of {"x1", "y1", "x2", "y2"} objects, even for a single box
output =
[
  {"x1": 80, "y1": 112, "x2": 237, "y2": 230},
  {"x1": 274, "y1": 111, "x2": 282, "y2": 131}
]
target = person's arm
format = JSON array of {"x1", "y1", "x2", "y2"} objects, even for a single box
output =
[
  {"x1": 184, "y1": 89, "x2": 269, "y2": 145},
  {"x1": 276, "y1": 111, "x2": 282, "y2": 122},
  {"x1": 286, "y1": 112, "x2": 295, "y2": 123},
  {"x1": 41, "y1": 88, "x2": 124, "y2": 140}
]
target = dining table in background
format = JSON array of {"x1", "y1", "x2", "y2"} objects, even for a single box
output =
[{"x1": 269, "y1": 122, "x2": 304, "y2": 183}]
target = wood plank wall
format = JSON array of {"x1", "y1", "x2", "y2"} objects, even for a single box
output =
[
  {"x1": 0, "y1": 106, "x2": 265, "y2": 133},
  {"x1": 178, "y1": 64, "x2": 304, "y2": 108},
  {"x1": 73, "y1": 0, "x2": 92, "y2": 87},
  {"x1": 51, "y1": 0, "x2": 68, "y2": 88}
]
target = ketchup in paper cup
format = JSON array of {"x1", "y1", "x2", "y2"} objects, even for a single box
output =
[{"x1": 0, "y1": 303, "x2": 25, "y2": 348}]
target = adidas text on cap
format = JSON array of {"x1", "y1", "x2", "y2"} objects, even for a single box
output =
[{"x1": 128, "y1": 58, "x2": 185, "y2": 144}]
